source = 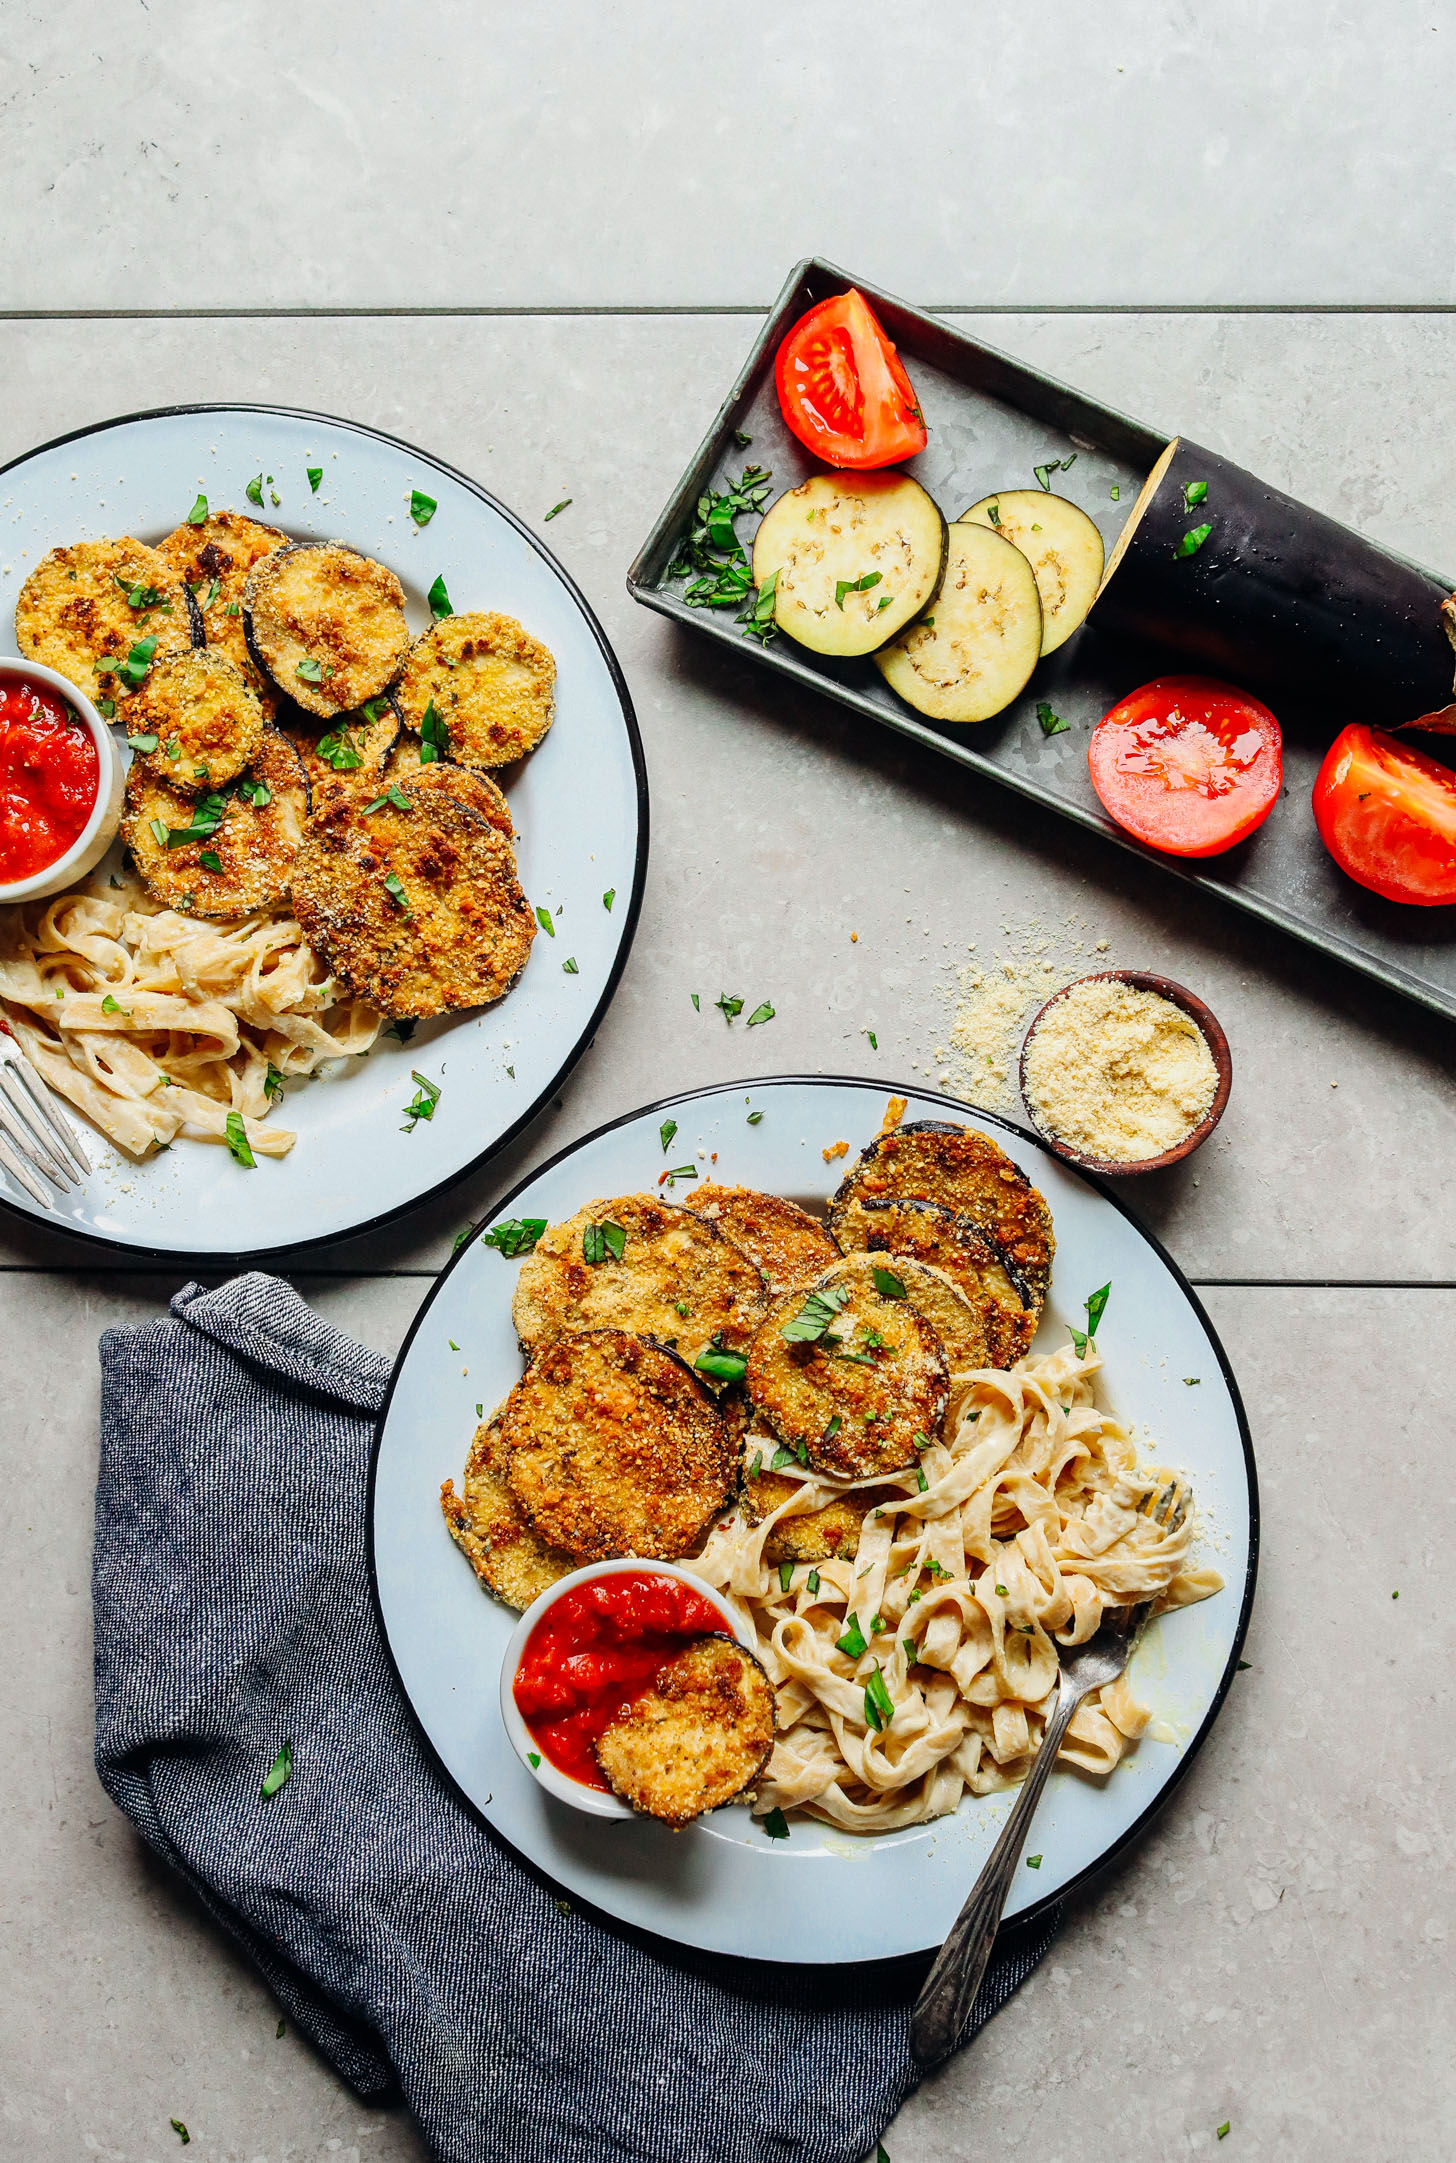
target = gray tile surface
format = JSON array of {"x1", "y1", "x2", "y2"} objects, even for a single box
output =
[
  {"x1": 0, "y1": 312, "x2": 1452, "y2": 1280},
  {"x1": 6, "y1": 4, "x2": 1456, "y2": 307}
]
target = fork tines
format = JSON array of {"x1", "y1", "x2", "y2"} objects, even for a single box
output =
[{"x1": 0, "y1": 1022, "x2": 92, "y2": 1209}]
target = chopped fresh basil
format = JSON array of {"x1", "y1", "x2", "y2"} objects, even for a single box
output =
[
  {"x1": 225, "y1": 1111, "x2": 256, "y2": 1168},
  {"x1": 994, "y1": 1583, "x2": 1009, "y2": 1597},
  {"x1": 402, "y1": 1069, "x2": 441, "y2": 1129},
  {"x1": 163, "y1": 736, "x2": 181, "y2": 761},
  {"x1": 662, "y1": 1161, "x2": 698, "y2": 1183},
  {"x1": 742, "y1": 567, "x2": 778, "y2": 644},
  {"x1": 674, "y1": 1299, "x2": 690, "y2": 1317},
  {"x1": 781, "y1": 1283, "x2": 850, "y2": 1344},
  {"x1": 1236, "y1": 1660, "x2": 1252, "y2": 1672},
  {"x1": 770, "y1": 1441, "x2": 808, "y2": 1471},
  {"x1": 836, "y1": 1613, "x2": 868, "y2": 1659},
  {"x1": 915, "y1": 1466, "x2": 929, "y2": 1494},
  {"x1": 171, "y1": 2118, "x2": 190, "y2": 2145},
  {"x1": 870, "y1": 1265, "x2": 907, "y2": 1300},
  {"x1": 806, "y1": 1569, "x2": 820, "y2": 1597},
  {"x1": 761, "y1": 1806, "x2": 789, "y2": 1839},
  {"x1": 695, "y1": 1345, "x2": 748, "y2": 1384},
  {"x1": 426, "y1": 572, "x2": 454, "y2": 620},
  {"x1": 746, "y1": 1001, "x2": 774, "y2": 1026},
  {"x1": 1110, "y1": 483, "x2": 1121, "y2": 500},
  {"x1": 1037, "y1": 700, "x2": 1070, "y2": 737},
  {"x1": 386, "y1": 1019, "x2": 417, "y2": 1044},
  {"x1": 535, "y1": 905, "x2": 556, "y2": 937},
  {"x1": 669, "y1": 464, "x2": 774, "y2": 631},
  {"x1": 733, "y1": 428, "x2": 752, "y2": 448},
  {"x1": 582, "y1": 1219, "x2": 627, "y2": 1265},
  {"x1": 245, "y1": 473, "x2": 264, "y2": 507},
  {"x1": 1032, "y1": 452, "x2": 1076, "y2": 490},
  {"x1": 746, "y1": 1110, "x2": 763, "y2": 1125},
  {"x1": 864, "y1": 1662, "x2": 895, "y2": 1731},
  {"x1": 1183, "y1": 479, "x2": 1208, "y2": 511},
  {"x1": 419, "y1": 699, "x2": 450, "y2": 762},
  {"x1": 364, "y1": 783, "x2": 413, "y2": 814},
  {"x1": 875, "y1": 593, "x2": 894, "y2": 611},
  {"x1": 234, "y1": 776, "x2": 271, "y2": 807},
  {"x1": 101, "y1": 993, "x2": 129, "y2": 1016},
  {"x1": 986, "y1": 501, "x2": 1002, "y2": 527},
  {"x1": 715, "y1": 992, "x2": 743, "y2": 1020},
  {"x1": 865, "y1": 1029, "x2": 878, "y2": 1050},
  {"x1": 199, "y1": 576, "x2": 221, "y2": 611},
  {"x1": 296, "y1": 657, "x2": 325, "y2": 684},
  {"x1": 383, "y1": 871, "x2": 410, "y2": 913},
  {"x1": 527, "y1": 1751, "x2": 541, "y2": 1770},
  {"x1": 778, "y1": 1561, "x2": 794, "y2": 1593},
  {"x1": 1174, "y1": 522, "x2": 1213, "y2": 558},
  {"x1": 544, "y1": 499, "x2": 572, "y2": 521},
  {"x1": 822, "y1": 1413, "x2": 842, "y2": 1442},
  {"x1": 97, "y1": 697, "x2": 116, "y2": 718},
  {"x1": 410, "y1": 488, "x2": 437, "y2": 527},
  {"x1": 690, "y1": 992, "x2": 700, "y2": 1011},
  {"x1": 1026, "y1": 1853, "x2": 1042, "y2": 1869},
  {"x1": 833, "y1": 570, "x2": 882, "y2": 609},
  {"x1": 1068, "y1": 1281, "x2": 1111, "y2": 1355},
  {"x1": 747, "y1": 1451, "x2": 763, "y2": 1479},
  {"x1": 307, "y1": 465, "x2": 323, "y2": 493},
  {"x1": 128, "y1": 731, "x2": 159, "y2": 752},
  {"x1": 107, "y1": 634, "x2": 159, "y2": 689},
  {"x1": 263, "y1": 1064, "x2": 284, "y2": 1102},
  {"x1": 1184, "y1": 1376, "x2": 1202, "y2": 1386},
  {"x1": 225, "y1": 600, "x2": 241, "y2": 615},
  {"x1": 150, "y1": 818, "x2": 169, "y2": 846},
  {"x1": 481, "y1": 1216, "x2": 547, "y2": 1257},
  {"x1": 562, "y1": 956, "x2": 579, "y2": 974},
  {"x1": 925, "y1": 1558, "x2": 950, "y2": 1581},
  {"x1": 602, "y1": 887, "x2": 615, "y2": 911},
  {"x1": 198, "y1": 850, "x2": 223, "y2": 872},
  {"x1": 912, "y1": 1431, "x2": 933, "y2": 1451},
  {"x1": 1216, "y1": 2124, "x2": 1230, "y2": 2141},
  {"x1": 660, "y1": 1118, "x2": 678, "y2": 1153}
]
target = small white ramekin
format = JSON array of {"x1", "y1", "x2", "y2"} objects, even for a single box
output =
[
  {"x1": 499, "y1": 1557, "x2": 757, "y2": 1820},
  {"x1": 0, "y1": 656, "x2": 124, "y2": 905}
]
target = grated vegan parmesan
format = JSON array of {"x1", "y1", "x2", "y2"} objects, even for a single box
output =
[{"x1": 1021, "y1": 977, "x2": 1218, "y2": 1163}]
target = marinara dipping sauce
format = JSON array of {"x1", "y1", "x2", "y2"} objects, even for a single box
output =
[
  {"x1": 0, "y1": 675, "x2": 100, "y2": 884},
  {"x1": 513, "y1": 1569, "x2": 729, "y2": 1792}
]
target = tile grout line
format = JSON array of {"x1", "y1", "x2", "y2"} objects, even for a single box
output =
[{"x1": 5, "y1": 303, "x2": 1456, "y2": 322}]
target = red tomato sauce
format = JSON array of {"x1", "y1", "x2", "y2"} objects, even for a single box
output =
[
  {"x1": 513, "y1": 1570, "x2": 728, "y2": 1791},
  {"x1": 0, "y1": 677, "x2": 100, "y2": 883}
]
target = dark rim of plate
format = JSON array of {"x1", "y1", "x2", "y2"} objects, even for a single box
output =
[
  {"x1": 366, "y1": 1072, "x2": 1259, "y2": 1969},
  {"x1": 0, "y1": 400, "x2": 650, "y2": 1266}
]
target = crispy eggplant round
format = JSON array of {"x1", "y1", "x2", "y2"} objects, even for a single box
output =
[
  {"x1": 746, "y1": 1271, "x2": 949, "y2": 1478},
  {"x1": 393, "y1": 611, "x2": 556, "y2": 770},
  {"x1": 832, "y1": 1120, "x2": 1055, "y2": 1317},
  {"x1": 502, "y1": 1329, "x2": 735, "y2": 1563},
  {"x1": 830, "y1": 1192, "x2": 1034, "y2": 1367},
  {"x1": 383, "y1": 740, "x2": 514, "y2": 835},
  {"x1": 684, "y1": 1182, "x2": 839, "y2": 1297},
  {"x1": 741, "y1": 1432, "x2": 882, "y2": 1565},
  {"x1": 16, "y1": 539, "x2": 196, "y2": 695},
  {"x1": 244, "y1": 541, "x2": 409, "y2": 718},
  {"x1": 124, "y1": 649, "x2": 266, "y2": 794},
  {"x1": 511, "y1": 1193, "x2": 768, "y2": 1378},
  {"x1": 157, "y1": 509, "x2": 286, "y2": 710},
  {"x1": 280, "y1": 691, "x2": 402, "y2": 797},
  {"x1": 440, "y1": 1409, "x2": 574, "y2": 1612},
  {"x1": 290, "y1": 781, "x2": 535, "y2": 1019},
  {"x1": 816, "y1": 1249, "x2": 988, "y2": 1373},
  {"x1": 121, "y1": 727, "x2": 309, "y2": 917},
  {"x1": 595, "y1": 1634, "x2": 775, "y2": 1826}
]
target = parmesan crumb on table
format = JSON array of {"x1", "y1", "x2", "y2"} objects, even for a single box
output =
[
  {"x1": 1023, "y1": 978, "x2": 1218, "y2": 1163},
  {"x1": 822, "y1": 1140, "x2": 849, "y2": 1161},
  {"x1": 936, "y1": 917, "x2": 1115, "y2": 1112}
]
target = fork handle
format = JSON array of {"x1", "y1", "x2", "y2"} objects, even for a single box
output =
[{"x1": 910, "y1": 1673, "x2": 1090, "y2": 2069}]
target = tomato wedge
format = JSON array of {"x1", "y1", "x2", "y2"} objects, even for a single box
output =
[
  {"x1": 1088, "y1": 675, "x2": 1283, "y2": 858},
  {"x1": 774, "y1": 289, "x2": 927, "y2": 470},
  {"x1": 1312, "y1": 723, "x2": 1456, "y2": 905}
]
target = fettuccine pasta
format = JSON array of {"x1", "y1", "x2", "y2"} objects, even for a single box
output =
[
  {"x1": 0, "y1": 873, "x2": 380, "y2": 1158},
  {"x1": 694, "y1": 1339, "x2": 1223, "y2": 1832}
]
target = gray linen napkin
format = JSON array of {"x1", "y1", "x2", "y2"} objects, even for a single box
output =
[{"x1": 93, "y1": 1271, "x2": 1062, "y2": 2163}]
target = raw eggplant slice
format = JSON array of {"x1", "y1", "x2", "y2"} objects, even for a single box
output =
[
  {"x1": 958, "y1": 490, "x2": 1104, "y2": 656},
  {"x1": 751, "y1": 469, "x2": 946, "y2": 657},
  {"x1": 873, "y1": 522, "x2": 1041, "y2": 722}
]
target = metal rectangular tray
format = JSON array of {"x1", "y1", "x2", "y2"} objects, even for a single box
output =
[{"x1": 628, "y1": 257, "x2": 1456, "y2": 1026}]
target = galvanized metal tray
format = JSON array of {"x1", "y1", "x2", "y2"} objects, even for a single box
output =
[{"x1": 628, "y1": 257, "x2": 1456, "y2": 1025}]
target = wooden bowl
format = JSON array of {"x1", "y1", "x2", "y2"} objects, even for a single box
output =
[{"x1": 1018, "y1": 969, "x2": 1232, "y2": 1177}]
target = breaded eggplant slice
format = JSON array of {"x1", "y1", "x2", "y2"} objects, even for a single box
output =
[
  {"x1": 124, "y1": 649, "x2": 266, "y2": 794},
  {"x1": 816, "y1": 1250, "x2": 987, "y2": 1373},
  {"x1": 244, "y1": 541, "x2": 409, "y2": 719},
  {"x1": 747, "y1": 1271, "x2": 949, "y2": 1479},
  {"x1": 511, "y1": 1194, "x2": 768, "y2": 1378},
  {"x1": 122, "y1": 728, "x2": 309, "y2": 917},
  {"x1": 503, "y1": 1330, "x2": 735, "y2": 1563},
  {"x1": 833, "y1": 1120, "x2": 1054, "y2": 1316},
  {"x1": 440, "y1": 1409, "x2": 574, "y2": 1611},
  {"x1": 595, "y1": 1635, "x2": 775, "y2": 1826},
  {"x1": 16, "y1": 539, "x2": 195, "y2": 695},
  {"x1": 394, "y1": 611, "x2": 556, "y2": 770},
  {"x1": 741, "y1": 1431, "x2": 880, "y2": 1565},
  {"x1": 290, "y1": 782, "x2": 534, "y2": 1019},
  {"x1": 157, "y1": 510, "x2": 286, "y2": 710},
  {"x1": 280, "y1": 691, "x2": 401, "y2": 797},
  {"x1": 685, "y1": 1183, "x2": 838, "y2": 1297},
  {"x1": 383, "y1": 740, "x2": 514, "y2": 836},
  {"x1": 830, "y1": 1193, "x2": 1034, "y2": 1367}
]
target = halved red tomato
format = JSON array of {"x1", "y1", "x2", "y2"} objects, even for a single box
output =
[
  {"x1": 1088, "y1": 675, "x2": 1283, "y2": 858},
  {"x1": 1312, "y1": 723, "x2": 1456, "y2": 905},
  {"x1": 774, "y1": 289, "x2": 928, "y2": 470}
]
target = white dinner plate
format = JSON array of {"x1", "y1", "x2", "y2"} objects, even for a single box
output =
[
  {"x1": 369, "y1": 1077, "x2": 1257, "y2": 1964},
  {"x1": 0, "y1": 405, "x2": 646, "y2": 1259}
]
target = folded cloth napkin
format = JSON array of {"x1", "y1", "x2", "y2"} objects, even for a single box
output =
[{"x1": 93, "y1": 1272, "x2": 1062, "y2": 2163}]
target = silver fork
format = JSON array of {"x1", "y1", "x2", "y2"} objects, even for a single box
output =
[
  {"x1": 0, "y1": 1017, "x2": 92, "y2": 1208},
  {"x1": 910, "y1": 1479, "x2": 1191, "y2": 2069}
]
